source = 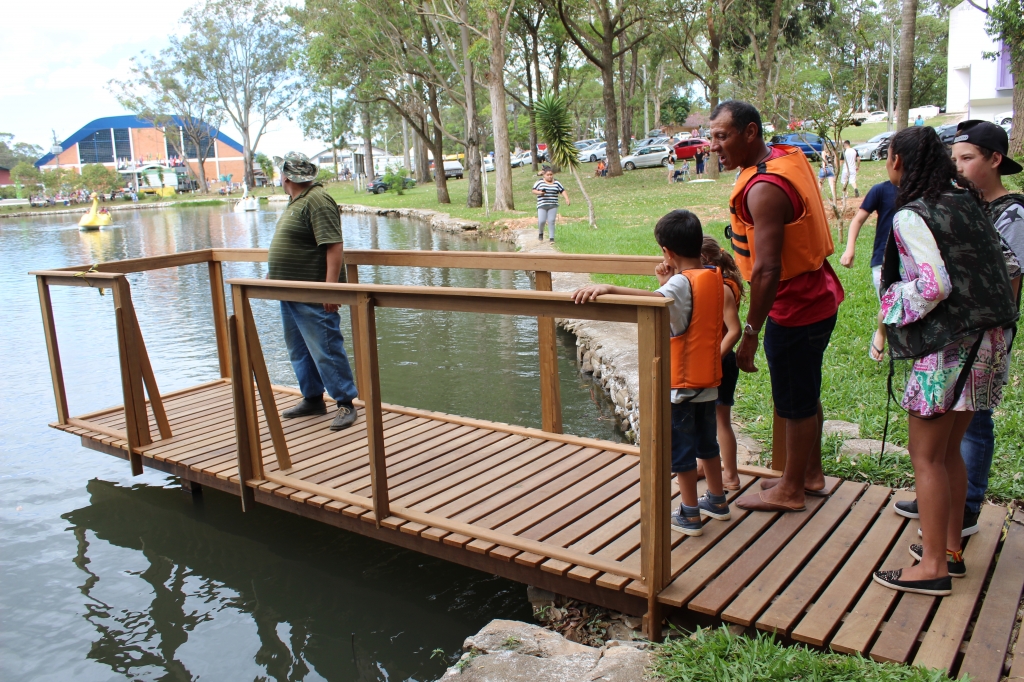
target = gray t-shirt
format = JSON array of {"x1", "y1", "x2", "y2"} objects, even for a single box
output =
[
  {"x1": 994, "y1": 198, "x2": 1024, "y2": 267},
  {"x1": 656, "y1": 273, "x2": 718, "y2": 403}
]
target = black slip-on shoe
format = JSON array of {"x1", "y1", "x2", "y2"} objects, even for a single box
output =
[
  {"x1": 917, "y1": 507, "x2": 980, "y2": 538},
  {"x1": 330, "y1": 404, "x2": 358, "y2": 431},
  {"x1": 894, "y1": 498, "x2": 919, "y2": 519},
  {"x1": 909, "y1": 544, "x2": 965, "y2": 578},
  {"x1": 872, "y1": 568, "x2": 951, "y2": 596},
  {"x1": 282, "y1": 398, "x2": 327, "y2": 419}
]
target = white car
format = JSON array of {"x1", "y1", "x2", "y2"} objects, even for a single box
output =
[
  {"x1": 483, "y1": 157, "x2": 495, "y2": 172},
  {"x1": 621, "y1": 144, "x2": 674, "y2": 170},
  {"x1": 994, "y1": 110, "x2": 1013, "y2": 126},
  {"x1": 866, "y1": 110, "x2": 889, "y2": 123},
  {"x1": 580, "y1": 142, "x2": 607, "y2": 162}
]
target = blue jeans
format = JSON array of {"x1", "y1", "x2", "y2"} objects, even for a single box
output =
[
  {"x1": 961, "y1": 409, "x2": 994, "y2": 514},
  {"x1": 280, "y1": 301, "x2": 358, "y2": 405}
]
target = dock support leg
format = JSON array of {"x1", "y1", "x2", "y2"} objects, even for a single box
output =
[
  {"x1": 180, "y1": 479, "x2": 203, "y2": 496},
  {"x1": 534, "y1": 271, "x2": 563, "y2": 434}
]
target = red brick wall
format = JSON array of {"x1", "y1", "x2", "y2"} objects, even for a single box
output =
[{"x1": 0, "y1": 168, "x2": 11, "y2": 185}]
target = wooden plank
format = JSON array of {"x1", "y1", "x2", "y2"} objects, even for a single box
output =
[
  {"x1": 239, "y1": 294, "x2": 291, "y2": 470},
  {"x1": 534, "y1": 271, "x2": 562, "y2": 434},
  {"x1": 208, "y1": 260, "x2": 230, "y2": 379},
  {"x1": 827, "y1": 516, "x2": 921, "y2": 654},
  {"x1": 66, "y1": 418, "x2": 127, "y2": 442},
  {"x1": 127, "y1": 304, "x2": 172, "y2": 441},
  {"x1": 113, "y1": 293, "x2": 147, "y2": 476},
  {"x1": 229, "y1": 315, "x2": 255, "y2": 509},
  {"x1": 723, "y1": 481, "x2": 866, "y2": 627},
  {"x1": 787, "y1": 487, "x2": 903, "y2": 645},
  {"x1": 913, "y1": 504, "x2": 1007, "y2": 672},
  {"x1": 36, "y1": 277, "x2": 69, "y2": 424},
  {"x1": 230, "y1": 286, "x2": 264, "y2": 480},
  {"x1": 51, "y1": 249, "x2": 214, "y2": 274},
  {"x1": 346, "y1": 263, "x2": 364, "y2": 399},
  {"x1": 955, "y1": 510, "x2": 1024, "y2": 681},
  {"x1": 351, "y1": 294, "x2": 388, "y2": 525},
  {"x1": 689, "y1": 494, "x2": 829, "y2": 616}
]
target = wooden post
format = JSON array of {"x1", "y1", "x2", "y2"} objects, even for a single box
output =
[
  {"x1": 208, "y1": 260, "x2": 231, "y2": 378},
  {"x1": 231, "y1": 286, "x2": 265, "y2": 481},
  {"x1": 36, "y1": 277, "x2": 69, "y2": 425},
  {"x1": 355, "y1": 293, "x2": 389, "y2": 525},
  {"x1": 124, "y1": 304, "x2": 171, "y2": 440},
  {"x1": 112, "y1": 278, "x2": 149, "y2": 476},
  {"x1": 637, "y1": 306, "x2": 671, "y2": 642},
  {"x1": 534, "y1": 271, "x2": 563, "y2": 433},
  {"x1": 238, "y1": 294, "x2": 291, "y2": 471},
  {"x1": 229, "y1": 314, "x2": 256, "y2": 510},
  {"x1": 346, "y1": 263, "x2": 365, "y2": 397},
  {"x1": 771, "y1": 408, "x2": 787, "y2": 472}
]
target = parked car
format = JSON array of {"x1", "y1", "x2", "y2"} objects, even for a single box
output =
[
  {"x1": 632, "y1": 135, "x2": 671, "y2": 150},
  {"x1": 483, "y1": 157, "x2": 495, "y2": 172},
  {"x1": 770, "y1": 132, "x2": 823, "y2": 159},
  {"x1": 994, "y1": 111, "x2": 1013, "y2": 126},
  {"x1": 853, "y1": 132, "x2": 894, "y2": 161},
  {"x1": 673, "y1": 137, "x2": 710, "y2": 160},
  {"x1": 510, "y1": 151, "x2": 530, "y2": 168},
  {"x1": 443, "y1": 160, "x2": 464, "y2": 179},
  {"x1": 575, "y1": 139, "x2": 598, "y2": 149},
  {"x1": 936, "y1": 123, "x2": 959, "y2": 147},
  {"x1": 366, "y1": 175, "x2": 416, "y2": 194},
  {"x1": 621, "y1": 144, "x2": 674, "y2": 170},
  {"x1": 580, "y1": 141, "x2": 607, "y2": 162},
  {"x1": 865, "y1": 110, "x2": 889, "y2": 123}
]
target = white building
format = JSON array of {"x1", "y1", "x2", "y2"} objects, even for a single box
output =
[
  {"x1": 314, "y1": 146, "x2": 411, "y2": 177},
  {"x1": 946, "y1": 1, "x2": 1014, "y2": 122}
]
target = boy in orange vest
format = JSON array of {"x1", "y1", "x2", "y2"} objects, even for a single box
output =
[{"x1": 571, "y1": 209, "x2": 731, "y2": 536}]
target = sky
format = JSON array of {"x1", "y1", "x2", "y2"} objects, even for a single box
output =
[{"x1": 0, "y1": 0, "x2": 315, "y2": 161}]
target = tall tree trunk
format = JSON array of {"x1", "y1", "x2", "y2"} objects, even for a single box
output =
[
  {"x1": 362, "y1": 105, "x2": 375, "y2": 178},
  {"x1": 896, "y1": 0, "x2": 919, "y2": 131},
  {"x1": 401, "y1": 117, "x2": 411, "y2": 173},
  {"x1": 570, "y1": 167, "x2": 596, "y2": 228},
  {"x1": 461, "y1": 0, "x2": 483, "y2": 208},
  {"x1": 601, "y1": 56, "x2": 623, "y2": 176},
  {"x1": 530, "y1": 31, "x2": 543, "y2": 172},
  {"x1": 552, "y1": 43, "x2": 563, "y2": 96},
  {"x1": 754, "y1": 0, "x2": 785, "y2": 108},
  {"x1": 415, "y1": 115, "x2": 431, "y2": 183},
  {"x1": 618, "y1": 53, "x2": 630, "y2": 156},
  {"x1": 486, "y1": 7, "x2": 515, "y2": 210},
  {"x1": 425, "y1": 85, "x2": 450, "y2": 203},
  {"x1": 707, "y1": 9, "x2": 721, "y2": 180},
  {"x1": 653, "y1": 61, "x2": 665, "y2": 127},
  {"x1": 1009, "y1": 53, "x2": 1023, "y2": 156}
]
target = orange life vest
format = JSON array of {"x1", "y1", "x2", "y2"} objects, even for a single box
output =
[
  {"x1": 670, "y1": 267, "x2": 724, "y2": 390},
  {"x1": 727, "y1": 144, "x2": 834, "y2": 281}
]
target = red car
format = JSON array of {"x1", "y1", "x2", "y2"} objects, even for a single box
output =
[{"x1": 673, "y1": 138, "x2": 710, "y2": 159}]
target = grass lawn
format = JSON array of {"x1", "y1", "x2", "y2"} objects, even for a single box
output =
[{"x1": 331, "y1": 155, "x2": 1023, "y2": 504}]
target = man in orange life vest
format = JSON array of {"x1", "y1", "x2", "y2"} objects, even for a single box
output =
[{"x1": 710, "y1": 100, "x2": 845, "y2": 513}]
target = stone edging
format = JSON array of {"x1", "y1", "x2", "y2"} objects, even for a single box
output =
[{"x1": 337, "y1": 203, "x2": 482, "y2": 233}]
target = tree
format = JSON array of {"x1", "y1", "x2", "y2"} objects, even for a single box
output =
[
  {"x1": 298, "y1": 87, "x2": 353, "y2": 181},
  {"x1": 111, "y1": 46, "x2": 224, "y2": 193},
  {"x1": 80, "y1": 164, "x2": 123, "y2": 195},
  {"x1": 255, "y1": 152, "x2": 276, "y2": 191},
  {"x1": 180, "y1": 0, "x2": 302, "y2": 188},
  {"x1": 10, "y1": 162, "x2": 41, "y2": 199},
  {"x1": 968, "y1": 0, "x2": 1024, "y2": 155},
  {"x1": 553, "y1": 0, "x2": 653, "y2": 177},
  {"x1": 535, "y1": 93, "x2": 596, "y2": 227},
  {"x1": 0, "y1": 134, "x2": 43, "y2": 168},
  {"x1": 895, "y1": 0, "x2": 919, "y2": 130},
  {"x1": 41, "y1": 168, "x2": 80, "y2": 197}
]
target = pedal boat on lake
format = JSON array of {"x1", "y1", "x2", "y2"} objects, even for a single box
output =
[{"x1": 79, "y1": 193, "x2": 112, "y2": 229}]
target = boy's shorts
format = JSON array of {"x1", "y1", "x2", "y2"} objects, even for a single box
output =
[
  {"x1": 671, "y1": 401, "x2": 720, "y2": 473},
  {"x1": 717, "y1": 351, "x2": 739, "y2": 407}
]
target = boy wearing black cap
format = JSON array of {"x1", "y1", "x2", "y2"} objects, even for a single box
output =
[{"x1": 894, "y1": 120, "x2": 1023, "y2": 534}]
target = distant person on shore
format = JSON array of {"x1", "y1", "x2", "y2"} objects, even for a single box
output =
[
  {"x1": 694, "y1": 146, "x2": 707, "y2": 178},
  {"x1": 914, "y1": 114, "x2": 925, "y2": 127},
  {"x1": 532, "y1": 170, "x2": 569, "y2": 242},
  {"x1": 710, "y1": 99, "x2": 843, "y2": 513},
  {"x1": 571, "y1": 210, "x2": 731, "y2": 536},
  {"x1": 841, "y1": 140, "x2": 860, "y2": 198},
  {"x1": 268, "y1": 152, "x2": 359, "y2": 431},
  {"x1": 596, "y1": 159, "x2": 606, "y2": 177},
  {"x1": 840, "y1": 178, "x2": 898, "y2": 361},
  {"x1": 666, "y1": 154, "x2": 676, "y2": 184}
]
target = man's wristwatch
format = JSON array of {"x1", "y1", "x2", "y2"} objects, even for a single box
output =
[{"x1": 743, "y1": 323, "x2": 760, "y2": 338}]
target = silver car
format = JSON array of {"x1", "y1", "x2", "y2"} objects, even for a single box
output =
[
  {"x1": 580, "y1": 142, "x2": 607, "y2": 162},
  {"x1": 621, "y1": 144, "x2": 674, "y2": 170}
]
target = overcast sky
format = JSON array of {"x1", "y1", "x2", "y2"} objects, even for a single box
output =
[{"x1": 0, "y1": 0, "x2": 314, "y2": 160}]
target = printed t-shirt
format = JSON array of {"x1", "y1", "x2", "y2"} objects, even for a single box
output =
[
  {"x1": 656, "y1": 273, "x2": 718, "y2": 403},
  {"x1": 268, "y1": 183, "x2": 345, "y2": 283},
  {"x1": 533, "y1": 179, "x2": 565, "y2": 208},
  {"x1": 738, "y1": 146, "x2": 845, "y2": 327},
  {"x1": 860, "y1": 181, "x2": 899, "y2": 267},
  {"x1": 993, "y1": 197, "x2": 1024, "y2": 267}
]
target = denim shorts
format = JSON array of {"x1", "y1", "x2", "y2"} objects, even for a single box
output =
[
  {"x1": 763, "y1": 313, "x2": 837, "y2": 419},
  {"x1": 670, "y1": 401, "x2": 720, "y2": 473},
  {"x1": 717, "y1": 351, "x2": 739, "y2": 407}
]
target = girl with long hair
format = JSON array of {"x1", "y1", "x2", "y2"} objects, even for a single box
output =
[{"x1": 872, "y1": 126, "x2": 1016, "y2": 596}]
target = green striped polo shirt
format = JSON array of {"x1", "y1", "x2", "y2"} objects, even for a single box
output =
[{"x1": 267, "y1": 183, "x2": 346, "y2": 283}]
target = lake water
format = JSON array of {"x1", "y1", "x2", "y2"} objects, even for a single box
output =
[{"x1": 0, "y1": 203, "x2": 624, "y2": 681}]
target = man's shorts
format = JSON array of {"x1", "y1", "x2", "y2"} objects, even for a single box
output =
[
  {"x1": 841, "y1": 168, "x2": 856, "y2": 184},
  {"x1": 717, "y1": 351, "x2": 739, "y2": 407},
  {"x1": 763, "y1": 313, "x2": 837, "y2": 420},
  {"x1": 670, "y1": 401, "x2": 720, "y2": 473}
]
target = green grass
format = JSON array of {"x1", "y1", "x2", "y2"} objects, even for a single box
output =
[
  {"x1": 327, "y1": 158, "x2": 1024, "y2": 505},
  {"x1": 652, "y1": 626, "x2": 956, "y2": 681}
]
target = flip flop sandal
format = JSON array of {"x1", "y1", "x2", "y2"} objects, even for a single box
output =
[
  {"x1": 760, "y1": 478, "x2": 830, "y2": 497},
  {"x1": 735, "y1": 491, "x2": 806, "y2": 513},
  {"x1": 869, "y1": 342, "x2": 885, "y2": 362}
]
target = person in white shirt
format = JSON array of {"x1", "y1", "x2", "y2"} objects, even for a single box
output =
[{"x1": 840, "y1": 140, "x2": 860, "y2": 198}]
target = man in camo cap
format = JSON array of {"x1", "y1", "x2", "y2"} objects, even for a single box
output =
[{"x1": 267, "y1": 152, "x2": 359, "y2": 430}]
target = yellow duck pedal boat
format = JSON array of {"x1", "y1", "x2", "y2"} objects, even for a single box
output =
[{"x1": 79, "y1": 193, "x2": 112, "y2": 229}]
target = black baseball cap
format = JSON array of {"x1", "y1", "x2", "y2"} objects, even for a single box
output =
[{"x1": 953, "y1": 119, "x2": 1023, "y2": 175}]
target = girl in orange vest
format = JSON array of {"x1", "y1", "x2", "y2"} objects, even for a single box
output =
[{"x1": 699, "y1": 236, "x2": 744, "y2": 490}]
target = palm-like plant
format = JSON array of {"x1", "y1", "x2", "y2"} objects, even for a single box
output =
[{"x1": 534, "y1": 93, "x2": 596, "y2": 228}]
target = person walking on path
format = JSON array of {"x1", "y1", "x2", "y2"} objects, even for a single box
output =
[
  {"x1": 890, "y1": 120, "x2": 1024, "y2": 539},
  {"x1": 840, "y1": 140, "x2": 860, "y2": 198},
  {"x1": 268, "y1": 152, "x2": 359, "y2": 431},
  {"x1": 695, "y1": 146, "x2": 707, "y2": 178},
  {"x1": 571, "y1": 210, "x2": 731, "y2": 536},
  {"x1": 710, "y1": 100, "x2": 844, "y2": 514},
  {"x1": 870, "y1": 126, "x2": 1017, "y2": 596},
  {"x1": 840, "y1": 178, "x2": 899, "y2": 361},
  {"x1": 818, "y1": 149, "x2": 837, "y2": 199},
  {"x1": 532, "y1": 169, "x2": 570, "y2": 242}
]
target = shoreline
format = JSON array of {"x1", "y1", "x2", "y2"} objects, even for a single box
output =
[{"x1": 0, "y1": 195, "x2": 287, "y2": 220}]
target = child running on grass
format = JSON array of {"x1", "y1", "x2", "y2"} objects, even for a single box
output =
[{"x1": 571, "y1": 209, "x2": 731, "y2": 536}]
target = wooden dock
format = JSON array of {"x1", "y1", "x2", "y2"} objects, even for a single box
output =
[{"x1": 34, "y1": 248, "x2": 1024, "y2": 678}]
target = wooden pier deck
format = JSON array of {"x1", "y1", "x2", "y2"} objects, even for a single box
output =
[{"x1": 35, "y1": 248, "x2": 1024, "y2": 679}]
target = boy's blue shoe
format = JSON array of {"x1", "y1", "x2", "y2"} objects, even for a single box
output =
[
  {"x1": 671, "y1": 503, "x2": 703, "y2": 536},
  {"x1": 698, "y1": 492, "x2": 731, "y2": 521}
]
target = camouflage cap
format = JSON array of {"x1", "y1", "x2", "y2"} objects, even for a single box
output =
[{"x1": 274, "y1": 152, "x2": 319, "y2": 183}]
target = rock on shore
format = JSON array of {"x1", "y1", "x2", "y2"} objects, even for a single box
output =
[{"x1": 338, "y1": 203, "x2": 481, "y2": 233}]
